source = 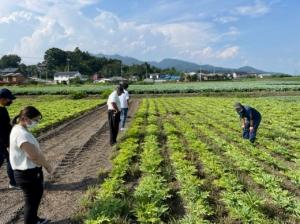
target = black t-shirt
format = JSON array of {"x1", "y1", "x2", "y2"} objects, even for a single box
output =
[{"x1": 0, "y1": 106, "x2": 12, "y2": 151}]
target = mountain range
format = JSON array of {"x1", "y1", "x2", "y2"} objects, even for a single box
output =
[{"x1": 95, "y1": 53, "x2": 267, "y2": 74}]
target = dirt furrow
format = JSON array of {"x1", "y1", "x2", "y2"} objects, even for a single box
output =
[{"x1": 0, "y1": 99, "x2": 140, "y2": 224}]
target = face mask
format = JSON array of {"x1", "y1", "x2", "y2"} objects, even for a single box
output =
[{"x1": 26, "y1": 120, "x2": 38, "y2": 129}]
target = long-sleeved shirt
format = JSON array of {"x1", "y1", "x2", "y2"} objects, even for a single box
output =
[
  {"x1": 238, "y1": 106, "x2": 261, "y2": 125},
  {"x1": 0, "y1": 106, "x2": 12, "y2": 153}
]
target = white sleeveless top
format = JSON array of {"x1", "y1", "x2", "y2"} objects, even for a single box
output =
[{"x1": 9, "y1": 124, "x2": 41, "y2": 170}]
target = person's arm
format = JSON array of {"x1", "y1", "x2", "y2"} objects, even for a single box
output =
[
  {"x1": 0, "y1": 108, "x2": 10, "y2": 149},
  {"x1": 20, "y1": 142, "x2": 52, "y2": 173},
  {"x1": 249, "y1": 110, "x2": 254, "y2": 132},
  {"x1": 126, "y1": 92, "x2": 130, "y2": 109},
  {"x1": 241, "y1": 117, "x2": 246, "y2": 128},
  {"x1": 111, "y1": 102, "x2": 119, "y2": 113}
]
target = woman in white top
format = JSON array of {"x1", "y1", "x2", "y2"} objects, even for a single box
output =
[{"x1": 10, "y1": 106, "x2": 52, "y2": 224}]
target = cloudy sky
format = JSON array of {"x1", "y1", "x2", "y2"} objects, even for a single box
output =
[{"x1": 0, "y1": 0, "x2": 299, "y2": 74}]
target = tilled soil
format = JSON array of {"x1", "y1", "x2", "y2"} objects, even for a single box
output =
[{"x1": 0, "y1": 99, "x2": 140, "y2": 224}]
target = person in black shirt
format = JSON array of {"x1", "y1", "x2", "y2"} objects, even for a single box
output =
[
  {"x1": 234, "y1": 102, "x2": 262, "y2": 143},
  {"x1": 0, "y1": 88, "x2": 17, "y2": 188}
]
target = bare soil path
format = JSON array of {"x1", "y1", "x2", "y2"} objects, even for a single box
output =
[{"x1": 0, "y1": 99, "x2": 140, "y2": 224}]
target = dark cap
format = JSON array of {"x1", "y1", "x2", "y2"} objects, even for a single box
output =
[
  {"x1": 234, "y1": 102, "x2": 243, "y2": 109},
  {"x1": 0, "y1": 88, "x2": 16, "y2": 100}
]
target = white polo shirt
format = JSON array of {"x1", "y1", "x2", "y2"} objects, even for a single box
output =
[
  {"x1": 107, "y1": 90, "x2": 121, "y2": 110},
  {"x1": 119, "y1": 90, "x2": 129, "y2": 109},
  {"x1": 9, "y1": 124, "x2": 41, "y2": 170}
]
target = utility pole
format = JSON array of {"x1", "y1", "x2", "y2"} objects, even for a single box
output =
[
  {"x1": 199, "y1": 63, "x2": 202, "y2": 81},
  {"x1": 67, "y1": 58, "x2": 70, "y2": 72},
  {"x1": 120, "y1": 61, "x2": 122, "y2": 77},
  {"x1": 145, "y1": 63, "x2": 148, "y2": 79},
  {"x1": 44, "y1": 61, "x2": 48, "y2": 81}
]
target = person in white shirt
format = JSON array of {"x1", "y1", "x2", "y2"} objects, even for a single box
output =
[
  {"x1": 10, "y1": 106, "x2": 52, "y2": 224},
  {"x1": 119, "y1": 83, "x2": 130, "y2": 131},
  {"x1": 107, "y1": 85, "x2": 124, "y2": 146}
]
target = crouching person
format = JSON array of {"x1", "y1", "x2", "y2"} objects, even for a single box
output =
[
  {"x1": 234, "y1": 102, "x2": 262, "y2": 143},
  {"x1": 10, "y1": 106, "x2": 52, "y2": 224}
]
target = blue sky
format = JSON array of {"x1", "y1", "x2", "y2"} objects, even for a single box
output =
[{"x1": 0, "y1": 0, "x2": 299, "y2": 74}]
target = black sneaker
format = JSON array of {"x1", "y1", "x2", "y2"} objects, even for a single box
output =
[{"x1": 36, "y1": 217, "x2": 50, "y2": 224}]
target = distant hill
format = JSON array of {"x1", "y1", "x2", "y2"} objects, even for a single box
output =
[
  {"x1": 95, "y1": 53, "x2": 267, "y2": 74},
  {"x1": 236, "y1": 66, "x2": 265, "y2": 74},
  {"x1": 95, "y1": 53, "x2": 143, "y2": 65},
  {"x1": 149, "y1": 58, "x2": 201, "y2": 72}
]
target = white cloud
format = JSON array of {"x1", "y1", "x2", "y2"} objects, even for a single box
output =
[
  {"x1": 153, "y1": 22, "x2": 217, "y2": 49},
  {"x1": 235, "y1": 0, "x2": 270, "y2": 17},
  {"x1": 217, "y1": 46, "x2": 239, "y2": 59},
  {"x1": 214, "y1": 16, "x2": 238, "y2": 24},
  {"x1": 188, "y1": 45, "x2": 240, "y2": 61},
  {"x1": 0, "y1": 11, "x2": 33, "y2": 24},
  {"x1": 1, "y1": 0, "x2": 241, "y2": 65}
]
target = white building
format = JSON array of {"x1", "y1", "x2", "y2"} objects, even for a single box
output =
[
  {"x1": 54, "y1": 71, "x2": 82, "y2": 84},
  {"x1": 149, "y1": 73, "x2": 160, "y2": 79}
]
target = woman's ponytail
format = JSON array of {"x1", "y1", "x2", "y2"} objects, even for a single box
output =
[
  {"x1": 11, "y1": 110, "x2": 22, "y2": 126},
  {"x1": 11, "y1": 106, "x2": 42, "y2": 126}
]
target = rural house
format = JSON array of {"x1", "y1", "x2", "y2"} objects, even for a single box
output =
[
  {"x1": 54, "y1": 71, "x2": 82, "y2": 84},
  {"x1": 0, "y1": 68, "x2": 26, "y2": 84}
]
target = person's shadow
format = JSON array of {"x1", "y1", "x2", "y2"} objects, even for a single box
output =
[{"x1": 44, "y1": 171, "x2": 109, "y2": 191}]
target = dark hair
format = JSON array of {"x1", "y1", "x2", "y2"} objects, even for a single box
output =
[
  {"x1": 123, "y1": 83, "x2": 129, "y2": 89},
  {"x1": 12, "y1": 106, "x2": 42, "y2": 126},
  {"x1": 119, "y1": 82, "x2": 129, "y2": 89},
  {"x1": 116, "y1": 85, "x2": 124, "y2": 93}
]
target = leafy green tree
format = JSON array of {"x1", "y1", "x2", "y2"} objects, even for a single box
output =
[
  {"x1": 41, "y1": 46, "x2": 180, "y2": 80},
  {"x1": 0, "y1": 54, "x2": 21, "y2": 68},
  {"x1": 44, "y1": 48, "x2": 68, "y2": 71}
]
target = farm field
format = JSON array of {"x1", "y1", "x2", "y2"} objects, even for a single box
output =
[
  {"x1": 7, "y1": 95, "x2": 106, "y2": 133},
  {"x1": 3, "y1": 78, "x2": 300, "y2": 95},
  {"x1": 83, "y1": 96, "x2": 300, "y2": 224},
  {"x1": 0, "y1": 97, "x2": 140, "y2": 224}
]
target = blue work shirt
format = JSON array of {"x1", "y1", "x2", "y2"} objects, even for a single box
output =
[{"x1": 238, "y1": 106, "x2": 261, "y2": 123}]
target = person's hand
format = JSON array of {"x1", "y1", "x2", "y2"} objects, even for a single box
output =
[
  {"x1": 241, "y1": 124, "x2": 245, "y2": 129},
  {"x1": 45, "y1": 164, "x2": 53, "y2": 174},
  {"x1": 249, "y1": 126, "x2": 254, "y2": 132}
]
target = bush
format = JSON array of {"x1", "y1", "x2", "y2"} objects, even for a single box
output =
[
  {"x1": 100, "y1": 89, "x2": 112, "y2": 99},
  {"x1": 70, "y1": 91, "x2": 88, "y2": 99}
]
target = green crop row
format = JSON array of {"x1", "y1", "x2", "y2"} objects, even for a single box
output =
[
  {"x1": 163, "y1": 122, "x2": 213, "y2": 224},
  {"x1": 7, "y1": 95, "x2": 105, "y2": 134},
  {"x1": 83, "y1": 101, "x2": 147, "y2": 223},
  {"x1": 155, "y1": 98, "x2": 276, "y2": 223},
  {"x1": 3, "y1": 79, "x2": 300, "y2": 95},
  {"x1": 134, "y1": 106, "x2": 170, "y2": 223},
  {"x1": 83, "y1": 95, "x2": 299, "y2": 223}
]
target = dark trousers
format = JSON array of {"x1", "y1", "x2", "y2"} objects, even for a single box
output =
[
  {"x1": 0, "y1": 148, "x2": 16, "y2": 186},
  {"x1": 120, "y1": 108, "x2": 129, "y2": 128},
  {"x1": 14, "y1": 167, "x2": 44, "y2": 224},
  {"x1": 108, "y1": 110, "x2": 120, "y2": 145},
  {"x1": 243, "y1": 118, "x2": 261, "y2": 143}
]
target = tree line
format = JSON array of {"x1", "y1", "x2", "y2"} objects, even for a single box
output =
[{"x1": 0, "y1": 47, "x2": 181, "y2": 81}]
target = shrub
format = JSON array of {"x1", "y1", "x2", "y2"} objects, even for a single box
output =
[
  {"x1": 70, "y1": 91, "x2": 88, "y2": 99},
  {"x1": 100, "y1": 89, "x2": 113, "y2": 99}
]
